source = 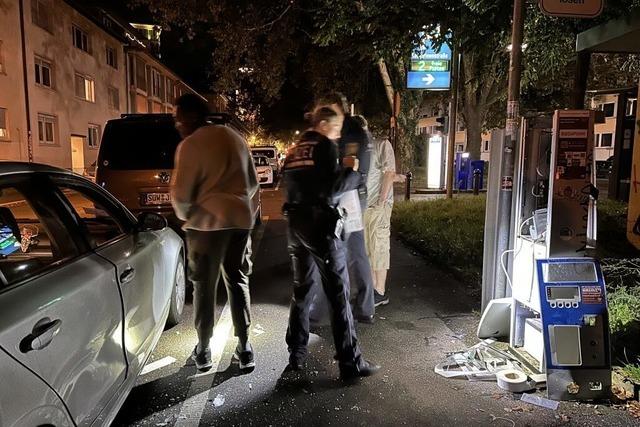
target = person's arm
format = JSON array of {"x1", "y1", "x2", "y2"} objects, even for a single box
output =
[
  {"x1": 329, "y1": 140, "x2": 361, "y2": 195},
  {"x1": 171, "y1": 139, "x2": 199, "y2": 221},
  {"x1": 376, "y1": 139, "x2": 397, "y2": 206}
]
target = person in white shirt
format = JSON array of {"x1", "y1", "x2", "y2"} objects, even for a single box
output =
[
  {"x1": 171, "y1": 94, "x2": 259, "y2": 372},
  {"x1": 360, "y1": 119, "x2": 405, "y2": 306}
]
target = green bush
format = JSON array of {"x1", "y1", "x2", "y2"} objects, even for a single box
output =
[
  {"x1": 608, "y1": 286, "x2": 640, "y2": 333},
  {"x1": 621, "y1": 363, "x2": 640, "y2": 384},
  {"x1": 392, "y1": 196, "x2": 486, "y2": 284},
  {"x1": 597, "y1": 199, "x2": 638, "y2": 259}
]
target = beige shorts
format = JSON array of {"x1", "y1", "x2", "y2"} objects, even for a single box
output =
[{"x1": 364, "y1": 203, "x2": 393, "y2": 271}]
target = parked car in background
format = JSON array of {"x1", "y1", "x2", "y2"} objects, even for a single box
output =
[
  {"x1": 95, "y1": 114, "x2": 262, "y2": 232},
  {"x1": 251, "y1": 146, "x2": 279, "y2": 176},
  {"x1": 254, "y1": 155, "x2": 274, "y2": 187},
  {"x1": 0, "y1": 162, "x2": 184, "y2": 426}
]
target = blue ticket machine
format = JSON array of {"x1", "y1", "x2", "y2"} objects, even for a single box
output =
[{"x1": 536, "y1": 258, "x2": 611, "y2": 401}]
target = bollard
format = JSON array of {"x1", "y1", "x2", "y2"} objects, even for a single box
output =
[
  {"x1": 472, "y1": 168, "x2": 481, "y2": 195},
  {"x1": 405, "y1": 171, "x2": 413, "y2": 201}
]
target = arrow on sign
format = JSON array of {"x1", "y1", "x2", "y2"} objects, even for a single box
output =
[{"x1": 421, "y1": 74, "x2": 435, "y2": 85}]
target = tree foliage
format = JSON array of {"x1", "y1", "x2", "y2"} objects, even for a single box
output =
[{"x1": 135, "y1": 0, "x2": 640, "y2": 166}]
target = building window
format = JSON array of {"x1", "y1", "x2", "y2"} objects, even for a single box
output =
[
  {"x1": 600, "y1": 133, "x2": 613, "y2": 148},
  {"x1": 31, "y1": 0, "x2": 52, "y2": 32},
  {"x1": 74, "y1": 73, "x2": 95, "y2": 102},
  {"x1": 627, "y1": 98, "x2": 638, "y2": 117},
  {"x1": 0, "y1": 41, "x2": 6, "y2": 75},
  {"x1": 456, "y1": 144, "x2": 464, "y2": 152},
  {"x1": 34, "y1": 56, "x2": 53, "y2": 88},
  {"x1": 72, "y1": 25, "x2": 90, "y2": 53},
  {"x1": 483, "y1": 140, "x2": 490, "y2": 152},
  {"x1": 106, "y1": 46, "x2": 117, "y2": 69},
  {"x1": 0, "y1": 108, "x2": 9, "y2": 140},
  {"x1": 135, "y1": 57, "x2": 146, "y2": 91},
  {"x1": 88, "y1": 124, "x2": 100, "y2": 148},
  {"x1": 166, "y1": 77, "x2": 175, "y2": 102},
  {"x1": 598, "y1": 102, "x2": 616, "y2": 118},
  {"x1": 151, "y1": 68, "x2": 162, "y2": 99},
  {"x1": 37, "y1": 113, "x2": 57, "y2": 145},
  {"x1": 108, "y1": 86, "x2": 119, "y2": 110}
]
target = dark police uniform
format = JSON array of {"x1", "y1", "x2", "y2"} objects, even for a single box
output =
[
  {"x1": 282, "y1": 129, "x2": 364, "y2": 370},
  {"x1": 310, "y1": 115, "x2": 375, "y2": 321}
]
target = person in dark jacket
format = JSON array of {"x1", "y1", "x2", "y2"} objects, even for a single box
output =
[
  {"x1": 282, "y1": 107, "x2": 380, "y2": 380},
  {"x1": 309, "y1": 93, "x2": 376, "y2": 324}
]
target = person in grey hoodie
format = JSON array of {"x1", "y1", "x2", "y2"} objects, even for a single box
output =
[{"x1": 171, "y1": 94, "x2": 259, "y2": 372}]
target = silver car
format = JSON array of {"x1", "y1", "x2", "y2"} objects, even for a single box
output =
[{"x1": 0, "y1": 163, "x2": 185, "y2": 426}]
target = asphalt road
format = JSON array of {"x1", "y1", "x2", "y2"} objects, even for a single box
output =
[{"x1": 112, "y1": 185, "x2": 637, "y2": 427}]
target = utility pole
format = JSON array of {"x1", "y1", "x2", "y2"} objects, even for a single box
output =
[
  {"x1": 491, "y1": 0, "x2": 526, "y2": 304},
  {"x1": 446, "y1": 45, "x2": 460, "y2": 199}
]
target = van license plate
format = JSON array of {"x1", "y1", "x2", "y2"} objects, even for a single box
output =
[{"x1": 143, "y1": 193, "x2": 172, "y2": 205}]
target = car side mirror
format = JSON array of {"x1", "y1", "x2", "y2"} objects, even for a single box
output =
[{"x1": 136, "y1": 212, "x2": 168, "y2": 232}]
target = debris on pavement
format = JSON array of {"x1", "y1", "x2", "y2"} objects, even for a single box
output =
[
  {"x1": 628, "y1": 401, "x2": 640, "y2": 418},
  {"x1": 434, "y1": 339, "x2": 525, "y2": 381},
  {"x1": 520, "y1": 393, "x2": 559, "y2": 410},
  {"x1": 212, "y1": 394, "x2": 225, "y2": 407},
  {"x1": 252, "y1": 324, "x2": 266, "y2": 336}
]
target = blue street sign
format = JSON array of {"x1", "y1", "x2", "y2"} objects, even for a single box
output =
[
  {"x1": 407, "y1": 71, "x2": 451, "y2": 90},
  {"x1": 407, "y1": 37, "x2": 452, "y2": 90}
]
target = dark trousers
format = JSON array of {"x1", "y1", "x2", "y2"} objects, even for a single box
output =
[
  {"x1": 309, "y1": 229, "x2": 375, "y2": 320},
  {"x1": 285, "y1": 210, "x2": 362, "y2": 367},
  {"x1": 186, "y1": 229, "x2": 252, "y2": 349}
]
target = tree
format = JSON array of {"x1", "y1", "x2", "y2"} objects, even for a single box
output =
[{"x1": 133, "y1": 0, "x2": 640, "y2": 167}]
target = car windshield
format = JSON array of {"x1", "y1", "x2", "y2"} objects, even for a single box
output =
[
  {"x1": 253, "y1": 156, "x2": 269, "y2": 166},
  {"x1": 99, "y1": 119, "x2": 182, "y2": 170},
  {"x1": 252, "y1": 149, "x2": 276, "y2": 159}
]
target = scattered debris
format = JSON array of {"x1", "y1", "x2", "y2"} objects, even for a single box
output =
[
  {"x1": 520, "y1": 393, "x2": 559, "y2": 410},
  {"x1": 488, "y1": 414, "x2": 515, "y2": 426},
  {"x1": 252, "y1": 324, "x2": 266, "y2": 336},
  {"x1": 629, "y1": 401, "x2": 640, "y2": 418},
  {"x1": 212, "y1": 394, "x2": 225, "y2": 407},
  {"x1": 555, "y1": 414, "x2": 570, "y2": 424},
  {"x1": 612, "y1": 384, "x2": 633, "y2": 402},
  {"x1": 435, "y1": 339, "x2": 523, "y2": 381}
]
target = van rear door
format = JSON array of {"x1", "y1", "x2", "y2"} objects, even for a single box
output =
[{"x1": 96, "y1": 118, "x2": 181, "y2": 214}]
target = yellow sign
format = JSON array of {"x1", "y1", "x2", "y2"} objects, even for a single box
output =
[{"x1": 539, "y1": 0, "x2": 604, "y2": 18}]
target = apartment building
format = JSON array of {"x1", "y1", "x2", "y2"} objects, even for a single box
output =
[
  {"x1": 590, "y1": 92, "x2": 638, "y2": 162},
  {"x1": 0, "y1": 0, "x2": 207, "y2": 173}
]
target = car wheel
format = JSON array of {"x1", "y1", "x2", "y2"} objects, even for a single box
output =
[{"x1": 166, "y1": 255, "x2": 186, "y2": 327}]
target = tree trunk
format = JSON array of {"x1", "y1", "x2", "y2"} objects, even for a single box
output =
[{"x1": 464, "y1": 108, "x2": 483, "y2": 160}]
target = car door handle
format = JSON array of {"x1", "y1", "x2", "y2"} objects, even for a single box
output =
[
  {"x1": 20, "y1": 318, "x2": 62, "y2": 353},
  {"x1": 120, "y1": 266, "x2": 136, "y2": 284}
]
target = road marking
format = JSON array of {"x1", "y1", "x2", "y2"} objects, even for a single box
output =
[
  {"x1": 140, "y1": 356, "x2": 176, "y2": 376},
  {"x1": 175, "y1": 215, "x2": 269, "y2": 425},
  {"x1": 175, "y1": 304, "x2": 232, "y2": 426},
  {"x1": 275, "y1": 178, "x2": 282, "y2": 192}
]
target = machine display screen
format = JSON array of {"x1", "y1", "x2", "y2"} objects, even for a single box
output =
[
  {"x1": 543, "y1": 262, "x2": 597, "y2": 283},
  {"x1": 547, "y1": 286, "x2": 580, "y2": 301}
]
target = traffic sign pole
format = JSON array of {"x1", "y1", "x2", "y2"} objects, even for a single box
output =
[{"x1": 446, "y1": 44, "x2": 460, "y2": 199}]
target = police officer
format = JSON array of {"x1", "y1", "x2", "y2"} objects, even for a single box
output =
[
  {"x1": 310, "y1": 92, "x2": 376, "y2": 324},
  {"x1": 283, "y1": 106, "x2": 380, "y2": 380}
]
